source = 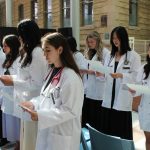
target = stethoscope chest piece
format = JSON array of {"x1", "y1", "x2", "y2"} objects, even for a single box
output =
[{"x1": 124, "y1": 59, "x2": 129, "y2": 65}]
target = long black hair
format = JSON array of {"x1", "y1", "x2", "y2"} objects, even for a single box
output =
[
  {"x1": 17, "y1": 19, "x2": 41, "y2": 68},
  {"x1": 144, "y1": 44, "x2": 150, "y2": 79},
  {"x1": 41, "y1": 33, "x2": 81, "y2": 77},
  {"x1": 2, "y1": 34, "x2": 20, "y2": 69},
  {"x1": 67, "y1": 36, "x2": 78, "y2": 53},
  {"x1": 110, "y1": 26, "x2": 131, "y2": 57}
]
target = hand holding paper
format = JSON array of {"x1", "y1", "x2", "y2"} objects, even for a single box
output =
[
  {"x1": 126, "y1": 83, "x2": 150, "y2": 95},
  {"x1": 88, "y1": 60, "x2": 111, "y2": 74},
  {"x1": 19, "y1": 101, "x2": 34, "y2": 111},
  {"x1": 19, "y1": 102, "x2": 38, "y2": 121}
]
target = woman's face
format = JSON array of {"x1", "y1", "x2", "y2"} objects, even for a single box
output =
[
  {"x1": 112, "y1": 32, "x2": 121, "y2": 48},
  {"x1": 42, "y1": 42, "x2": 62, "y2": 66},
  {"x1": 87, "y1": 38, "x2": 97, "y2": 49},
  {"x1": 3, "y1": 42, "x2": 11, "y2": 55}
]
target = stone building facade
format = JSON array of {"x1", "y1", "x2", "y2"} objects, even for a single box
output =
[{"x1": 0, "y1": 0, "x2": 150, "y2": 48}]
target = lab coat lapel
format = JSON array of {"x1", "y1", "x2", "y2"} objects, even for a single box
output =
[
  {"x1": 108, "y1": 56, "x2": 115, "y2": 72},
  {"x1": 92, "y1": 54, "x2": 97, "y2": 61},
  {"x1": 117, "y1": 54, "x2": 126, "y2": 71}
]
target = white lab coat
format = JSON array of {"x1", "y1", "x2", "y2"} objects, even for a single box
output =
[
  {"x1": 0, "y1": 48, "x2": 5, "y2": 104},
  {"x1": 11, "y1": 47, "x2": 48, "y2": 150},
  {"x1": 11, "y1": 47, "x2": 48, "y2": 120},
  {"x1": 135, "y1": 65, "x2": 150, "y2": 132},
  {"x1": 84, "y1": 47, "x2": 110, "y2": 100},
  {"x1": 102, "y1": 50, "x2": 141, "y2": 111},
  {"x1": 73, "y1": 51, "x2": 87, "y2": 70},
  {"x1": 1, "y1": 58, "x2": 18, "y2": 115},
  {"x1": 31, "y1": 67, "x2": 84, "y2": 150}
]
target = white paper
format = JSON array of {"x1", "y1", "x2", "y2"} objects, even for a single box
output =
[
  {"x1": 122, "y1": 84, "x2": 129, "y2": 90},
  {"x1": 88, "y1": 60, "x2": 111, "y2": 74},
  {"x1": 126, "y1": 83, "x2": 150, "y2": 95}
]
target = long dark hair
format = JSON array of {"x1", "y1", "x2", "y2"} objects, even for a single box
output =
[
  {"x1": 2, "y1": 34, "x2": 20, "y2": 69},
  {"x1": 67, "y1": 36, "x2": 78, "y2": 53},
  {"x1": 41, "y1": 33, "x2": 81, "y2": 77},
  {"x1": 17, "y1": 19, "x2": 41, "y2": 67},
  {"x1": 110, "y1": 26, "x2": 131, "y2": 57},
  {"x1": 144, "y1": 45, "x2": 150, "y2": 79}
]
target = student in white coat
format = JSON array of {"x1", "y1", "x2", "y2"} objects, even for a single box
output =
[
  {"x1": 67, "y1": 36, "x2": 87, "y2": 74},
  {"x1": 99, "y1": 26, "x2": 141, "y2": 140},
  {"x1": 19, "y1": 33, "x2": 84, "y2": 150},
  {"x1": 130, "y1": 44, "x2": 150, "y2": 150},
  {"x1": 0, "y1": 35, "x2": 20, "y2": 149},
  {"x1": 0, "y1": 19, "x2": 47, "y2": 150},
  {"x1": 82, "y1": 31, "x2": 110, "y2": 131},
  {"x1": 0, "y1": 46, "x2": 6, "y2": 146}
]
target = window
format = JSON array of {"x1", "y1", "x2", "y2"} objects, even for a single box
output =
[
  {"x1": 45, "y1": 0, "x2": 52, "y2": 28},
  {"x1": 31, "y1": 0, "x2": 38, "y2": 20},
  {"x1": 129, "y1": 0, "x2": 138, "y2": 26},
  {"x1": 101, "y1": 15, "x2": 107, "y2": 27},
  {"x1": 82, "y1": 0, "x2": 93, "y2": 25},
  {"x1": 18, "y1": 4, "x2": 24, "y2": 21},
  {"x1": 62, "y1": 0, "x2": 70, "y2": 27}
]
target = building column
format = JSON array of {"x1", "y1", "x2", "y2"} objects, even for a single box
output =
[
  {"x1": 6, "y1": 0, "x2": 12, "y2": 26},
  {"x1": 70, "y1": 0, "x2": 80, "y2": 49}
]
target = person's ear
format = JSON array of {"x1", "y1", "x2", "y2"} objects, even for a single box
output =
[{"x1": 58, "y1": 47, "x2": 63, "y2": 54}]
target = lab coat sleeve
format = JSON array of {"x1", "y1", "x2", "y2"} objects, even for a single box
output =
[
  {"x1": 132, "y1": 65, "x2": 145, "y2": 97},
  {"x1": 30, "y1": 95, "x2": 41, "y2": 110},
  {"x1": 74, "y1": 52, "x2": 87, "y2": 70},
  {"x1": 37, "y1": 75, "x2": 84, "y2": 130},
  {"x1": 122, "y1": 52, "x2": 141, "y2": 83},
  {"x1": 12, "y1": 48, "x2": 47, "y2": 92}
]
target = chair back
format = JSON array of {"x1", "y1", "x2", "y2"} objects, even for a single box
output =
[
  {"x1": 121, "y1": 138, "x2": 135, "y2": 150},
  {"x1": 81, "y1": 127, "x2": 91, "y2": 150},
  {"x1": 87, "y1": 124, "x2": 126, "y2": 150}
]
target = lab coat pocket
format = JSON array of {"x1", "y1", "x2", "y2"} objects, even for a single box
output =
[{"x1": 50, "y1": 133, "x2": 71, "y2": 150}]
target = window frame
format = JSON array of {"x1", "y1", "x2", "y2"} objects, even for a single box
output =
[
  {"x1": 62, "y1": 0, "x2": 71, "y2": 27},
  {"x1": 18, "y1": 4, "x2": 24, "y2": 21},
  {"x1": 81, "y1": 0, "x2": 93, "y2": 26},
  {"x1": 31, "y1": 0, "x2": 38, "y2": 21},
  {"x1": 129, "y1": 0, "x2": 138, "y2": 26},
  {"x1": 44, "y1": 0, "x2": 52, "y2": 28}
]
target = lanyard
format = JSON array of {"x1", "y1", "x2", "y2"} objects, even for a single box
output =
[
  {"x1": 51, "y1": 68, "x2": 63, "y2": 86},
  {"x1": 44, "y1": 67, "x2": 63, "y2": 86},
  {"x1": 41, "y1": 67, "x2": 63, "y2": 105}
]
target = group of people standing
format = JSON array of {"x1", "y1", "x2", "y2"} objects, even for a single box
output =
[
  {"x1": 81, "y1": 27, "x2": 150, "y2": 150},
  {"x1": 0, "y1": 19, "x2": 84, "y2": 150},
  {"x1": 0, "y1": 18, "x2": 149, "y2": 150}
]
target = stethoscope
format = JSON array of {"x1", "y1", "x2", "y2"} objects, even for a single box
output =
[
  {"x1": 108, "y1": 52, "x2": 129, "y2": 67},
  {"x1": 41, "y1": 68, "x2": 63, "y2": 105}
]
